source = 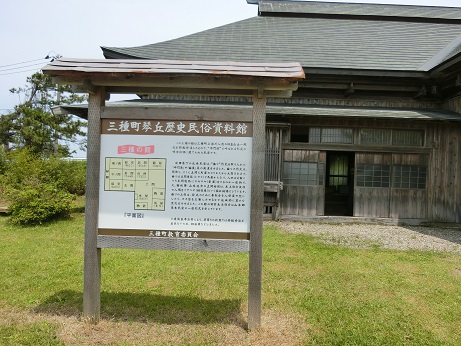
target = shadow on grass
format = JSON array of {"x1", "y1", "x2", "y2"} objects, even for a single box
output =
[
  {"x1": 34, "y1": 290, "x2": 244, "y2": 325},
  {"x1": 70, "y1": 205, "x2": 85, "y2": 213}
]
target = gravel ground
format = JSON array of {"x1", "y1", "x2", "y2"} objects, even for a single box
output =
[{"x1": 265, "y1": 221, "x2": 461, "y2": 253}]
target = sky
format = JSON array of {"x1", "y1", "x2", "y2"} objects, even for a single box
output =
[{"x1": 1, "y1": 0, "x2": 461, "y2": 151}]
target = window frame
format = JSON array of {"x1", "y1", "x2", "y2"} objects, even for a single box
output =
[{"x1": 283, "y1": 161, "x2": 325, "y2": 186}]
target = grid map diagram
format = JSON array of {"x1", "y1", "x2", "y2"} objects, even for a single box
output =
[{"x1": 104, "y1": 157, "x2": 166, "y2": 211}]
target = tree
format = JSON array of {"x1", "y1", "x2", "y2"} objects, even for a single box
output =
[{"x1": 1, "y1": 72, "x2": 87, "y2": 157}]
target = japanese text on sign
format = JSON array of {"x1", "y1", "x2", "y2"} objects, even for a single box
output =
[
  {"x1": 104, "y1": 158, "x2": 166, "y2": 211},
  {"x1": 101, "y1": 119, "x2": 252, "y2": 137},
  {"x1": 98, "y1": 117, "x2": 253, "y2": 238}
]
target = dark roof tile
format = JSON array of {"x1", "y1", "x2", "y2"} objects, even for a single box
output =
[
  {"x1": 102, "y1": 2, "x2": 461, "y2": 72},
  {"x1": 259, "y1": 1, "x2": 461, "y2": 21}
]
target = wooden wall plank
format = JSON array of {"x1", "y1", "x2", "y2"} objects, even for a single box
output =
[
  {"x1": 428, "y1": 123, "x2": 461, "y2": 222},
  {"x1": 390, "y1": 190, "x2": 427, "y2": 219},
  {"x1": 354, "y1": 187, "x2": 390, "y2": 217}
]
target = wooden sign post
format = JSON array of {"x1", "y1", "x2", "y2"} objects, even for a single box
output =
[
  {"x1": 43, "y1": 58, "x2": 304, "y2": 329},
  {"x1": 82, "y1": 87, "x2": 104, "y2": 323},
  {"x1": 248, "y1": 91, "x2": 266, "y2": 329}
]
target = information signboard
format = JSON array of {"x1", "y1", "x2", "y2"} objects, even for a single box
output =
[
  {"x1": 42, "y1": 57, "x2": 303, "y2": 328},
  {"x1": 98, "y1": 117, "x2": 253, "y2": 240}
]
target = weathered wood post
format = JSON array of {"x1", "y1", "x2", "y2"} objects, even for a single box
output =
[
  {"x1": 83, "y1": 87, "x2": 105, "y2": 323},
  {"x1": 248, "y1": 90, "x2": 266, "y2": 329}
]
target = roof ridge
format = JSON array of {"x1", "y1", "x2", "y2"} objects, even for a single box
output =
[
  {"x1": 258, "y1": 1, "x2": 461, "y2": 24},
  {"x1": 101, "y1": 8, "x2": 461, "y2": 73},
  {"x1": 259, "y1": 0, "x2": 461, "y2": 11},
  {"x1": 419, "y1": 34, "x2": 461, "y2": 71},
  {"x1": 102, "y1": 17, "x2": 258, "y2": 59}
]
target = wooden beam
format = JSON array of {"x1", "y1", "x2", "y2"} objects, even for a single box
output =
[
  {"x1": 298, "y1": 81, "x2": 422, "y2": 92},
  {"x1": 71, "y1": 85, "x2": 294, "y2": 98},
  {"x1": 283, "y1": 142, "x2": 432, "y2": 154},
  {"x1": 101, "y1": 106, "x2": 252, "y2": 122},
  {"x1": 82, "y1": 79, "x2": 97, "y2": 94},
  {"x1": 55, "y1": 74, "x2": 299, "y2": 92}
]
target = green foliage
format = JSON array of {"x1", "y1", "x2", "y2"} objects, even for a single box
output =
[
  {"x1": 0, "y1": 147, "x2": 7, "y2": 204},
  {"x1": 0, "y1": 176, "x2": 7, "y2": 206},
  {"x1": 0, "y1": 146, "x2": 7, "y2": 174},
  {"x1": 1, "y1": 72, "x2": 87, "y2": 157},
  {"x1": 55, "y1": 160, "x2": 86, "y2": 195},
  {"x1": 5, "y1": 149, "x2": 86, "y2": 195},
  {"x1": 7, "y1": 182, "x2": 74, "y2": 225},
  {"x1": 3, "y1": 149, "x2": 85, "y2": 224}
]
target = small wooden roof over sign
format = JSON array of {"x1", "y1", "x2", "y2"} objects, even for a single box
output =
[{"x1": 42, "y1": 57, "x2": 305, "y2": 97}]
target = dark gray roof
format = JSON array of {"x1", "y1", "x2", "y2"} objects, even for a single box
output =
[
  {"x1": 266, "y1": 104, "x2": 461, "y2": 122},
  {"x1": 259, "y1": 1, "x2": 461, "y2": 22},
  {"x1": 55, "y1": 99, "x2": 461, "y2": 122},
  {"x1": 102, "y1": 1, "x2": 461, "y2": 72}
]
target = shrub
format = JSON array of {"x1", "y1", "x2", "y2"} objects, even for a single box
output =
[
  {"x1": 7, "y1": 180, "x2": 73, "y2": 224},
  {"x1": 0, "y1": 146, "x2": 7, "y2": 175},
  {"x1": 4, "y1": 149, "x2": 78, "y2": 224},
  {"x1": 0, "y1": 175, "x2": 7, "y2": 206},
  {"x1": 56, "y1": 160, "x2": 86, "y2": 195}
]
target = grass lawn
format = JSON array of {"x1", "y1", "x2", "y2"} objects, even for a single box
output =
[{"x1": 0, "y1": 203, "x2": 460, "y2": 345}]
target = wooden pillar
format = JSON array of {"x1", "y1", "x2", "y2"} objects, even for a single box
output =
[
  {"x1": 83, "y1": 87, "x2": 105, "y2": 324},
  {"x1": 248, "y1": 91, "x2": 266, "y2": 330}
]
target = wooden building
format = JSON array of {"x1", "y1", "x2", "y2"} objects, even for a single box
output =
[{"x1": 97, "y1": 1, "x2": 461, "y2": 223}]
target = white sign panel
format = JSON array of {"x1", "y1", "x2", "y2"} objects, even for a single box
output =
[{"x1": 98, "y1": 118, "x2": 253, "y2": 240}]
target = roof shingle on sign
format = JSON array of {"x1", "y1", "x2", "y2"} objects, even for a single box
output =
[
  {"x1": 42, "y1": 58, "x2": 304, "y2": 97},
  {"x1": 101, "y1": 1, "x2": 461, "y2": 73},
  {"x1": 43, "y1": 57, "x2": 304, "y2": 78}
]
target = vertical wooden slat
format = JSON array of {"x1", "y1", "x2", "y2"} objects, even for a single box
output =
[
  {"x1": 390, "y1": 153, "x2": 428, "y2": 219},
  {"x1": 264, "y1": 127, "x2": 282, "y2": 182},
  {"x1": 83, "y1": 88, "x2": 105, "y2": 324},
  {"x1": 429, "y1": 124, "x2": 449, "y2": 221},
  {"x1": 354, "y1": 153, "x2": 391, "y2": 218},
  {"x1": 293, "y1": 186, "x2": 300, "y2": 215},
  {"x1": 440, "y1": 127, "x2": 448, "y2": 221},
  {"x1": 300, "y1": 186, "x2": 308, "y2": 216},
  {"x1": 430, "y1": 126, "x2": 439, "y2": 220},
  {"x1": 276, "y1": 128, "x2": 283, "y2": 219},
  {"x1": 447, "y1": 134, "x2": 457, "y2": 220},
  {"x1": 248, "y1": 92, "x2": 266, "y2": 330}
]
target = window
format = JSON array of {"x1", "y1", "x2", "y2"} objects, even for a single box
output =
[
  {"x1": 393, "y1": 165, "x2": 427, "y2": 189},
  {"x1": 356, "y1": 164, "x2": 390, "y2": 188},
  {"x1": 309, "y1": 128, "x2": 321, "y2": 143},
  {"x1": 290, "y1": 125, "x2": 309, "y2": 143},
  {"x1": 291, "y1": 127, "x2": 424, "y2": 146},
  {"x1": 392, "y1": 130, "x2": 423, "y2": 147},
  {"x1": 309, "y1": 128, "x2": 353, "y2": 144},
  {"x1": 283, "y1": 162, "x2": 324, "y2": 186},
  {"x1": 360, "y1": 129, "x2": 423, "y2": 147},
  {"x1": 360, "y1": 129, "x2": 391, "y2": 145},
  {"x1": 328, "y1": 154, "x2": 349, "y2": 186}
]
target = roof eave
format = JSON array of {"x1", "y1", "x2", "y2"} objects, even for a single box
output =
[
  {"x1": 42, "y1": 57, "x2": 305, "y2": 98},
  {"x1": 304, "y1": 66, "x2": 430, "y2": 79}
]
